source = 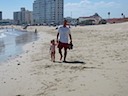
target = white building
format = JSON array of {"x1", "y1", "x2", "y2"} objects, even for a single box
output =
[
  {"x1": 79, "y1": 13, "x2": 102, "y2": 25},
  {"x1": 13, "y1": 8, "x2": 33, "y2": 25},
  {"x1": 33, "y1": 0, "x2": 63, "y2": 25}
]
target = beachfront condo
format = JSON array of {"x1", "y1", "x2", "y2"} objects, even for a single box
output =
[
  {"x1": 33, "y1": 0, "x2": 64, "y2": 25},
  {"x1": 13, "y1": 8, "x2": 33, "y2": 25}
]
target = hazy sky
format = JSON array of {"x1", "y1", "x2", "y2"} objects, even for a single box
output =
[{"x1": 0, "y1": 0, "x2": 127, "y2": 19}]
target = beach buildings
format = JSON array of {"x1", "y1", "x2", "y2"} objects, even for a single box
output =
[
  {"x1": 33, "y1": 0, "x2": 64, "y2": 25},
  {"x1": 65, "y1": 17, "x2": 78, "y2": 25},
  {"x1": 0, "y1": 19, "x2": 13, "y2": 25},
  {"x1": 107, "y1": 18, "x2": 128, "y2": 24},
  {"x1": 0, "y1": 11, "x2": 2, "y2": 20},
  {"x1": 78, "y1": 13, "x2": 102, "y2": 25},
  {"x1": 13, "y1": 8, "x2": 33, "y2": 25}
]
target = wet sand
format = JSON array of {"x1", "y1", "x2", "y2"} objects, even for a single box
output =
[{"x1": 0, "y1": 23, "x2": 128, "y2": 96}]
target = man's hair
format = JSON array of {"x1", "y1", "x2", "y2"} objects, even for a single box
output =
[{"x1": 64, "y1": 19, "x2": 67, "y2": 22}]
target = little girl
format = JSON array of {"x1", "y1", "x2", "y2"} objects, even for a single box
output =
[{"x1": 50, "y1": 39, "x2": 56, "y2": 62}]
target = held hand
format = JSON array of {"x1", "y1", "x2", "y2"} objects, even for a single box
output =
[{"x1": 56, "y1": 39, "x2": 59, "y2": 43}]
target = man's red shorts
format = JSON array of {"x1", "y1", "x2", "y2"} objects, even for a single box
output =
[{"x1": 58, "y1": 41, "x2": 69, "y2": 49}]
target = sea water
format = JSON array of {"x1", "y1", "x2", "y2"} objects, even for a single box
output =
[{"x1": 0, "y1": 28, "x2": 38, "y2": 63}]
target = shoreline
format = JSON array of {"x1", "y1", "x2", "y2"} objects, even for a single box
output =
[
  {"x1": 0, "y1": 28, "x2": 39, "y2": 64},
  {"x1": 0, "y1": 29, "x2": 5, "y2": 33},
  {"x1": 0, "y1": 28, "x2": 55, "y2": 96},
  {"x1": 0, "y1": 23, "x2": 128, "y2": 96}
]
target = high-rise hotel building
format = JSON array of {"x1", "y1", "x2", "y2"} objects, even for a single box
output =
[
  {"x1": 33, "y1": 0, "x2": 63, "y2": 25},
  {"x1": 13, "y1": 8, "x2": 33, "y2": 25}
]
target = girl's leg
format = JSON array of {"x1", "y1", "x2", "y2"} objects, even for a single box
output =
[
  {"x1": 53, "y1": 53, "x2": 55, "y2": 62},
  {"x1": 51, "y1": 52, "x2": 52, "y2": 61},
  {"x1": 51, "y1": 52, "x2": 54, "y2": 61}
]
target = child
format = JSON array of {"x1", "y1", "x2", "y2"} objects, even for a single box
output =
[{"x1": 50, "y1": 39, "x2": 56, "y2": 62}]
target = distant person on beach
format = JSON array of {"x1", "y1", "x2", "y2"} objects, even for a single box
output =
[
  {"x1": 50, "y1": 39, "x2": 56, "y2": 62},
  {"x1": 56, "y1": 20, "x2": 72, "y2": 62},
  {"x1": 11, "y1": 26, "x2": 13, "y2": 31},
  {"x1": 35, "y1": 29, "x2": 37, "y2": 33}
]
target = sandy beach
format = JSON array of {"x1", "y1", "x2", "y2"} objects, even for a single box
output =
[{"x1": 0, "y1": 22, "x2": 128, "y2": 96}]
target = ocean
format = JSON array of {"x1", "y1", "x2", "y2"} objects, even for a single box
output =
[{"x1": 0, "y1": 28, "x2": 38, "y2": 63}]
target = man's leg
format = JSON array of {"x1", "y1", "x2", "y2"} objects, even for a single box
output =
[
  {"x1": 64, "y1": 48, "x2": 67, "y2": 62},
  {"x1": 59, "y1": 48, "x2": 63, "y2": 60}
]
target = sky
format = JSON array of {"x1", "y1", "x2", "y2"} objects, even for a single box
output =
[{"x1": 0, "y1": 0, "x2": 128, "y2": 19}]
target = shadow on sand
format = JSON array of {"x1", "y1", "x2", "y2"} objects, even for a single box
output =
[{"x1": 55, "y1": 60, "x2": 86, "y2": 64}]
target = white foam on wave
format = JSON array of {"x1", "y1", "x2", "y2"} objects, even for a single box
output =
[
  {"x1": 5, "y1": 32, "x2": 19, "y2": 36},
  {"x1": 0, "y1": 29, "x2": 5, "y2": 33},
  {"x1": 0, "y1": 33, "x2": 6, "y2": 38}
]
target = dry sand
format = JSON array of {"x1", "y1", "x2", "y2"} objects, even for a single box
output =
[{"x1": 0, "y1": 22, "x2": 128, "y2": 96}]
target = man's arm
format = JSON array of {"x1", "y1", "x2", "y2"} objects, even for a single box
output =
[
  {"x1": 68, "y1": 28, "x2": 72, "y2": 43},
  {"x1": 69, "y1": 34, "x2": 72, "y2": 43},
  {"x1": 56, "y1": 33, "x2": 59, "y2": 43}
]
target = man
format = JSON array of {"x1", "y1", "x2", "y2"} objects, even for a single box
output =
[{"x1": 56, "y1": 20, "x2": 72, "y2": 62}]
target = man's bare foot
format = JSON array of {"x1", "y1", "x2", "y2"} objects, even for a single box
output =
[{"x1": 63, "y1": 59, "x2": 67, "y2": 62}]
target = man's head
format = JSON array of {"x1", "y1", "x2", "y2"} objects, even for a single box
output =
[{"x1": 63, "y1": 20, "x2": 67, "y2": 27}]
